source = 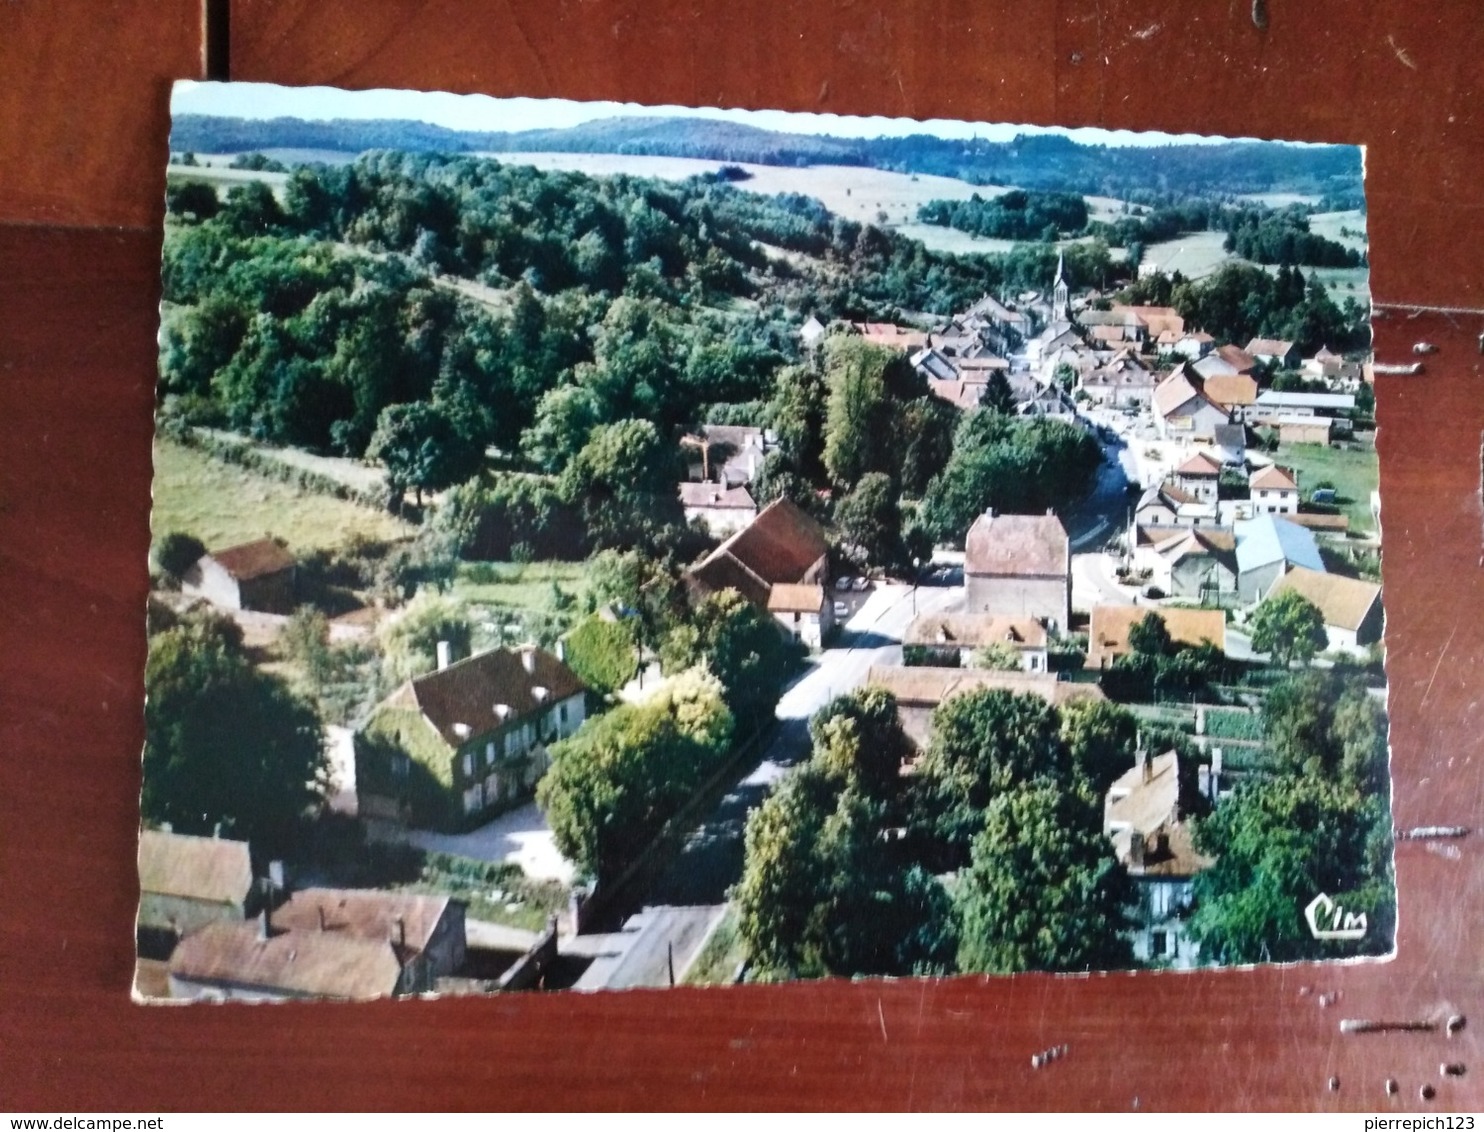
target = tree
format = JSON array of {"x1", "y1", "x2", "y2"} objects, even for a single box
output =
[
  {"x1": 808, "y1": 688, "x2": 912, "y2": 798},
  {"x1": 367, "y1": 400, "x2": 484, "y2": 510},
  {"x1": 281, "y1": 606, "x2": 335, "y2": 690},
  {"x1": 1190, "y1": 775, "x2": 1391, "y2": 964},
  {"x1": 152, "y1": 531, "x2": 206, "y2": 581},
  {"x1": 1249, "y1": 589, "x2": 1328, "y2": 668},
  {"x1": 1060, "y1": 699, "x2": 1140, "y2": 794},
  {"x1": 217, "y1": 180, "x2": 285, "y2": 237},
  {"x1": 982, "y1": 370, "x2": 1017, "y2": 416},
  {"x1": 821, "y1": 337, "x2": 894, "y2": 487},
  {"x1": 1262, "y1": 670, "x2": 1389, "y2": 793},
  {"x1": 377, "y1": 592, "x2": 472, "y2": 681},
  {"x1": 562, "y1": 615, "x2": 639, "y2": 695},
  {"x1": 954, "y1": 782, "x2": 1133, "y2": 974},
  {"x1": 972, "y1": 641, "x2": 1023, "y2": 671},
  {"x1": 913, "y1": 688, "x2": 1074, "y2": 863},
  {"x1": 164, "y1": 181, "x2": 221, "y2": 222},
  {"x1": 143, "y1": 617, "x2": 328, "y2": 851},
  {"x1": 1127, "y1": 611, "x2": 1173, "y2": 657},
  {"x1": 660, "y1": 588, "x2": 795, "y2": 725},
  {"x1": 833, "y1": 471, "x2": 903, "y2": 570},
  {"x1": 538, "y1": 666, "x2": 733, "y2": 880}
]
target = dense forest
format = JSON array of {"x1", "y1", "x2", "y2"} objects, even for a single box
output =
[{"x1": 171, "y1": 114, "x2": 1365, "y2": 199}]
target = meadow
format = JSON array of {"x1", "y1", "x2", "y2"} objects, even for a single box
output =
[
  {"x1": 151, "y1": 435, "x2": 414, "y2": 553},
  {"x1": 1274, "y1": 439, "x2": 1380, "y2": 534}
]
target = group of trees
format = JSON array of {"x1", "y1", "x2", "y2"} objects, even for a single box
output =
[
  {"x1": 736, "y1": 687, "x2": 1144, "y2": 979},
  {"x1": 143, "y1": 607, "x2": 328, "y2": 853},
  {"x1": 917, "y1": 189, "x2": 1090, "y2": 241},
  {"x1": 1099, "y1": 612, "x2": 1232, "y2": 702},
  {"x1": 919, "y1": 394, "x2": 1102, "y2": 544},
  {"x1": 538, "y1": 667, "x2": 735, "y2": 881},
  {"x1": 1221, "y1": 207, "x2": 1364, "y2": 268},
  {"x1": 1133, "y1": 262, "x2": 1369, "y2": 355},
  {"x1": 1190, "y1": 670, "x2": 1393, "y2": 962}
]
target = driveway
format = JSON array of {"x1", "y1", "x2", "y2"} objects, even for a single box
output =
[{"x1": 406, "y1": 800, "x2": 576, "y2": 884}]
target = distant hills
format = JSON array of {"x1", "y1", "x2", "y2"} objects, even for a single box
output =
[{"x1": 170, "y1": 113, "x2": 1364, "y2": 199}]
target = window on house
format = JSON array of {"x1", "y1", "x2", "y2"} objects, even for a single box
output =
[
  {"x1": 461, "y1": 752, "x2": 473, "y2": 778},
  {"x1": 463, "y1": 785, "x2": 482, "y2": 814},
  {"x1": 559, "y1": 704, "x2": 569, "y2": 725},
  {"x1": 486, "y1": 742, "x2": 495, "y2": 766},
  {"x1": 1152, "y1": 930, "x2": 1169, "y2": 957}
]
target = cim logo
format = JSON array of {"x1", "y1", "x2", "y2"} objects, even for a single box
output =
[{"x1": 1305, "y1": 893, "x2": 1367, "y2": 941}]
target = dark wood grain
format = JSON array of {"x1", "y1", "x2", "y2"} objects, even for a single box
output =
[
  {"x1": 4, "y1": 0, "x2": 1484, "y2": 1112},
  {"x1": 0, "y1": 1, "x2": 201, "y2": 228}
]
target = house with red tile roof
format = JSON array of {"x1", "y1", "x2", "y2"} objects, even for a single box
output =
[
  {"x1": 1248, "y1": 463, "x2": 1299, "y2": 515},
  {"x1": 1172, "y1": 452, "x2": 1223, "y2": 503},
  {"x1": 181, "y1": 537, "x2": 296, "y2": 613},
  {"x1": 355, "y1": 645, "x2": 587, "y2": 832}
]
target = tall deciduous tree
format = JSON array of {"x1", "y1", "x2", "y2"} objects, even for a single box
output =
[
  {"x1": 833, "y1": 471, "x2": 904, "y2": 571},
  {"x1": 143, "y1": 616, "x2": 328, "y2": 851},
  {"x1": 954, "y1": 782, "x2": 1133, "y2": 974},
  {"x1": 1250, "y1": 590, "x2": 1329, "y2": 668},
  {"x1": 1190, "y1": 775, "x2": 1391, "y2": 964}
]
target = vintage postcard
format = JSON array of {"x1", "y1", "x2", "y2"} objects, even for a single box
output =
[{"x1": 137, "y1": 81, "x2": 1387, "y2": 1001}]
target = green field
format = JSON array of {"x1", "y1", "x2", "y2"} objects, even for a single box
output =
[
  {"x1": 1276, "y1": 441, "x2": 1380, "y2": 534},
  {"x1": 152, "y1": 435, "x2": 414, "y2": 553},
  {"x1": 1139, "y1": 230, "x2": 1232, "y2": 279},
  {"x1": 449, "y1": 561, "x2": 590, "y2": 612}
]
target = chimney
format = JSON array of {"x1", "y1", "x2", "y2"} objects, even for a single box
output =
[
  {"x1": 555, "y1": 639, "x2": 567, "y2": 662},
  {"x1": 1127, "y1": 833, "x2": 1145, "y2": 869},
  {"x1": 256, "y1": 910, "x2": 270, "y2": 941},
  {"x1": 521, "y1": 649, "x2": 537, "y2": 676},
  {"x1": 436, "y1": 640, "x2": 452, "y2": 670}
]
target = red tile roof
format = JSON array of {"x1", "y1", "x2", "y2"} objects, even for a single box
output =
[
  {"x1": 688, "y1": 497, "x2": 829, "y2": 603},
  {"x1": 209, "y1": 538, "x2": 295, "y2": 581},
  {"x1": 401, "y1": 646, "x2": 586, "y2": 748},
  {"x1": 138, "y1": 830, "x2": 253, "y2": 906},
  {"x1": 1174, "y1": 452, "x2": 1222, "y2": 477},
  {"x1": 169, "y1": 920, "x2": 403, "y2": 1000},
  {"x1": 964, "y1": 512, "x2": 1069, "y2": 578},
  {"x1": 1249, "y1": 464, "x2": 1298, "y2": 491}
]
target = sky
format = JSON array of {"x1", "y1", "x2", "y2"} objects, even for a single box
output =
[{"x1": 172, "y1": 80, "x2": 1272, "y2": 148}]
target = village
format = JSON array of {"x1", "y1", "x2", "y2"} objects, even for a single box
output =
[{"x1": 139, "y1": 127, "x2": 1389, "y2": 999}]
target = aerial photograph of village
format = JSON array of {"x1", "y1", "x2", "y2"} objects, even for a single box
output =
[{"x1": 136, "y1": 82, "x2": 1391, "y2": 1001}]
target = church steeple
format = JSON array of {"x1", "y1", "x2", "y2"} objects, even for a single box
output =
[{"x1": 1052, "y1": 249, "x2": 1070, "y2": 320}]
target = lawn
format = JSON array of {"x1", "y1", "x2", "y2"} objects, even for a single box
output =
[
  {"x1": 449, "y1": 561, "x2": 590, "y2": 612},
  {"x1": 1275, "y1": 440, "x2": 1380, "y2": 534},
  {"x1": 1139, "y1": 230, "x2": 1233, "y2": 279},
  {"x1": 152, "y1": 435, "x2": 414, "y2": 553}
]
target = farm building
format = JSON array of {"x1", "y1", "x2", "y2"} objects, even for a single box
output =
[
  {"x1": 181, "y1": 537, "x2": 296, "y2": 614},
  {"x1": 766, "y1": 582, "x2": 835, "y2": 650},
  {"x1": 1265, "y1": 566, "x2": 1383, "y2": 655},
  {"x1": 1233, "y1": 514, "x2": 1326, "y2": 602},
  {"x1": 686, "y1": 497, "x2": 831, "y2": 615},
  {"x1": 678, "y1": 481, "x2": 757, "y2": 538},
  {"x1": 136, "y1": 829, "x2": 255, "y2": 956}
]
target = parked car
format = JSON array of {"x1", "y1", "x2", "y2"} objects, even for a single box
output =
[
  {"x1": 833, "y1": 601, "x2": 849, "y2": 617},
  {"x1": 853, "y1": 576, "x2": 870, "y2": 592},
  {"x1": 835, "y1": 576, "x2": 854, "y2": 591}
]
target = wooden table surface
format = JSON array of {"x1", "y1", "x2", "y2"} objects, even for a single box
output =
[{"x1": 2, "y1": 1, "x2": 1483, "y2": 1111}]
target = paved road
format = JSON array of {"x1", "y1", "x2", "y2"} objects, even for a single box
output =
[{"x1": 641, "y1": 581, "x2": 961, "y2": 906}]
